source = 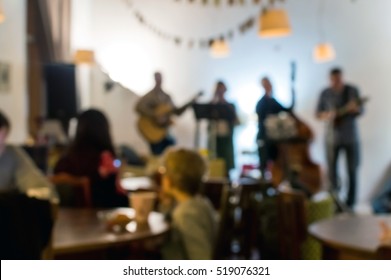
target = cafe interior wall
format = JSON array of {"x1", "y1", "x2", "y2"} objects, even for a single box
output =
[{"x1": 0, "y1": 0, "x2": 27, "y2": 144}]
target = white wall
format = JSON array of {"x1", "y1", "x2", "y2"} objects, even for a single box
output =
[
  {"x1": 71, "y1": 0, "x2": 391, "y2": 205},
  {"x1": 89, "y1": 67, "x2": 150, "y2": 155},
  {"x1": 0, "y1": 0, "x2": 27, "y2": 143}
]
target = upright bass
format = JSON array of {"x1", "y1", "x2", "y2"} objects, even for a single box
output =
[{"x1": 270, "y1": 62, "x2": 322, "y2": 195}]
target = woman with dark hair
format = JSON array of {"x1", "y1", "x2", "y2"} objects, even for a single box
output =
[
  {"x1": 208, "y1": 81, "x2": 239, "y2": 173},
  {"x1": 54, "y1": 109, "x2": 127, "y2": 207}
]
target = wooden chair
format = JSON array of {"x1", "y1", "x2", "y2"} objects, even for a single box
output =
[
  {"x1": 277, "y1": 188, "x2": 307, "y2": 259},
  {"x1": 201, "y1": 177, "x2": 230, "y2": 211},
  {"x1": 213, "y1": 183, "x2": 235, "y2": 260},
  {"x1": 236, "y1": 178, "x2": 271, "y2": 259},
  {"x1": 50, "y1": 173, "x2": 92, "y2": 207},
  {"x1": 376, "y1": 244, "x2": 391, "y2": 260}
]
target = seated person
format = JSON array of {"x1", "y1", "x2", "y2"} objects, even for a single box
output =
[
  {"x1": 54, "y1": 109, "x2": 127, "y2": 208},
  {"x1": 0, "y1": 111, "x2": 57, "y2": 202},
  {"x1": 36, "y1": 117, "x2": 68, "y2": 145},
  {"x1": 160, "y1": 148, "x2": 217, "y2": 260}
]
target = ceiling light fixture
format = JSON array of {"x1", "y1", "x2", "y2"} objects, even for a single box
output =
[
  {"x1": 259, "y1": 8, "x2": 291, "y2": 38},
  {"x1": 210, "y1": 39, "x2": 230, "y2": 58},
  {"x1": 313, "y1": 0, "x2": 336, "y2": 63},
  {"x1": 313, "y1": 43, "x2": 336, "y2": 63},
  {"x1": 0, "y1": 3, "x2": 5, "y2": 24},
  {"x1": 74, "y1": 49, "x2": 95, "y2": 65}
]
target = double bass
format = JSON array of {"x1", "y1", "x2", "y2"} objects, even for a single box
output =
[{"x1": 270, "y1": 62, "x2": 321, "y2": 195}]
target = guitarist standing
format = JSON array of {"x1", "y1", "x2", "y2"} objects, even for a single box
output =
[
  {"x1": 135, "y1": 72, "x2": 191, "y2": 155},
  {"x1": 316, "y1": 67, "x2": 364, "y2": 209}
]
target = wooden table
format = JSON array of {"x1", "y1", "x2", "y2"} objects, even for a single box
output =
[
  {"x1": 53, "y1": 208, "x2": 169, "y2": 257},
  {"x1": 308, "y1": 214, "x2": 391, "y2": 259}
]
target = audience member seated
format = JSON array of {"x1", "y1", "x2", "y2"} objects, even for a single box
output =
[
  {"x1": 54, "y1": 109, "x2": 127, "y2": 208},
  {"x1": 159, "y1": 148, "x2": 217, "y2": 260},
  {"x1": 36, "y1": 117, "x2": 68, "y2": 146},
  {"x1": 0, "y1": 111, "x2": 58, "y2": 202},
  {"x1": 0, "y1": 111, "x2": 57, "y2": 259}
]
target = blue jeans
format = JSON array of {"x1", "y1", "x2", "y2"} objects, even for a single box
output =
[
  {"x1": 150, "y1": 136, "x2": 175, "y2": 156},
  {"x1": 327, "y1": 142, "x2": 360, "y2": 207}
]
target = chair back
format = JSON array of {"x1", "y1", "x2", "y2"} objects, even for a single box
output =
[
  {"x1": 213, "y1": 183, "x2": 235, "y2": 259},
  {"x1": 277, "y1": 188, "x2": 307, "y2": 259},
  {"x1": 201, "y1": 178, "x2": 230, "y2": 211},
  {"x1": 229, "y1": 178, "x2": 270, "y2": 259},
  {"x1": 50, "y1": 174, "x2": 92, "y2": 207}
]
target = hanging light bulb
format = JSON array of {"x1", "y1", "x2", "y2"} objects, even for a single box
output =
[
  {"x1": 313, "y1": 43, "x2": 336, "y2": 63},
  {"x1": 210, "y1": 39, "x2": 230, "y2": 58},
  {"x1": 313, "y1": 0, "x2": 336, "y2": 63},
  {"x1": 259, "y1": 9, "x2": 291, "y2": 38}
]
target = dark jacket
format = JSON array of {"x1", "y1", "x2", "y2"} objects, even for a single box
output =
[{"x1": 0, "y1": 191, "x2": 53, "y2": 259}]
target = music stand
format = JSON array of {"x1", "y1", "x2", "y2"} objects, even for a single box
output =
[{"x1": 192, "y1": 103, "x2": 236, "y2": 158}]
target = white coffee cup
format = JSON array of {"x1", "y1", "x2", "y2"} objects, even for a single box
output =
[{"x1": 129, "y1": 191, "x2": 157, "y2": 223}]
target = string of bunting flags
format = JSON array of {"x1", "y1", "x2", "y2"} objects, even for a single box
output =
[
  {"x1": 171, "y1": 0, "x2": 288, "y2": 7},
  {"x1": 122, "y1": 0, "x2": 287, "y2": 55},
  {"x1": 172, "y1": 0, "x2": 264, "y2": 6}
]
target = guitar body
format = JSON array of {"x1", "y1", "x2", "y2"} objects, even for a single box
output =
[
  {"x1": 137, "y1": 104, "x2": 173, "y2": 144},
  {"x1": 136, "y1": 91, "x2": 203, "y2": 144},
  {"x1": 333, "y1": 96, "x2": 369, "y2": 128},
  {"x1": 137, "y1": 117, "x2": 168, "y2": 144},
  {"x1": 270, "y1": 121, "x2": 322, "y2": 195}
]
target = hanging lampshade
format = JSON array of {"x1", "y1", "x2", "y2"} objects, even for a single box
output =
[
  {"x1": 259, "y1": 9, "x2": 291, "y2": 38},
  {"x1": 313, "y1": 43, "x2": 336, "y2": 63},
  {"x1": 0, "y1": 5, "x2": 5, "y2": 23},
  {"x1": 210, "y1": 39, "x2": 230, "y2": 58},
  {"x1": 74, "y1": 49, "x2": 95, "y2": 64}
]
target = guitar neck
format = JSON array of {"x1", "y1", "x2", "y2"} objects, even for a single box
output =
[
  {"x1": 176, "y1": 92, "x2": 203, "y2": 113},
  {"x1": 178, "y1": 100, "x2": 194, "y2": 111}
]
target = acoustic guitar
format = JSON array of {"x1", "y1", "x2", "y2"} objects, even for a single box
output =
[
  {"x1": 137, "y1": 92, "x2": 203, "y2": 144},
  {"x1": 333, "y1": 96, "x2": 369, "y2": 128}
]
